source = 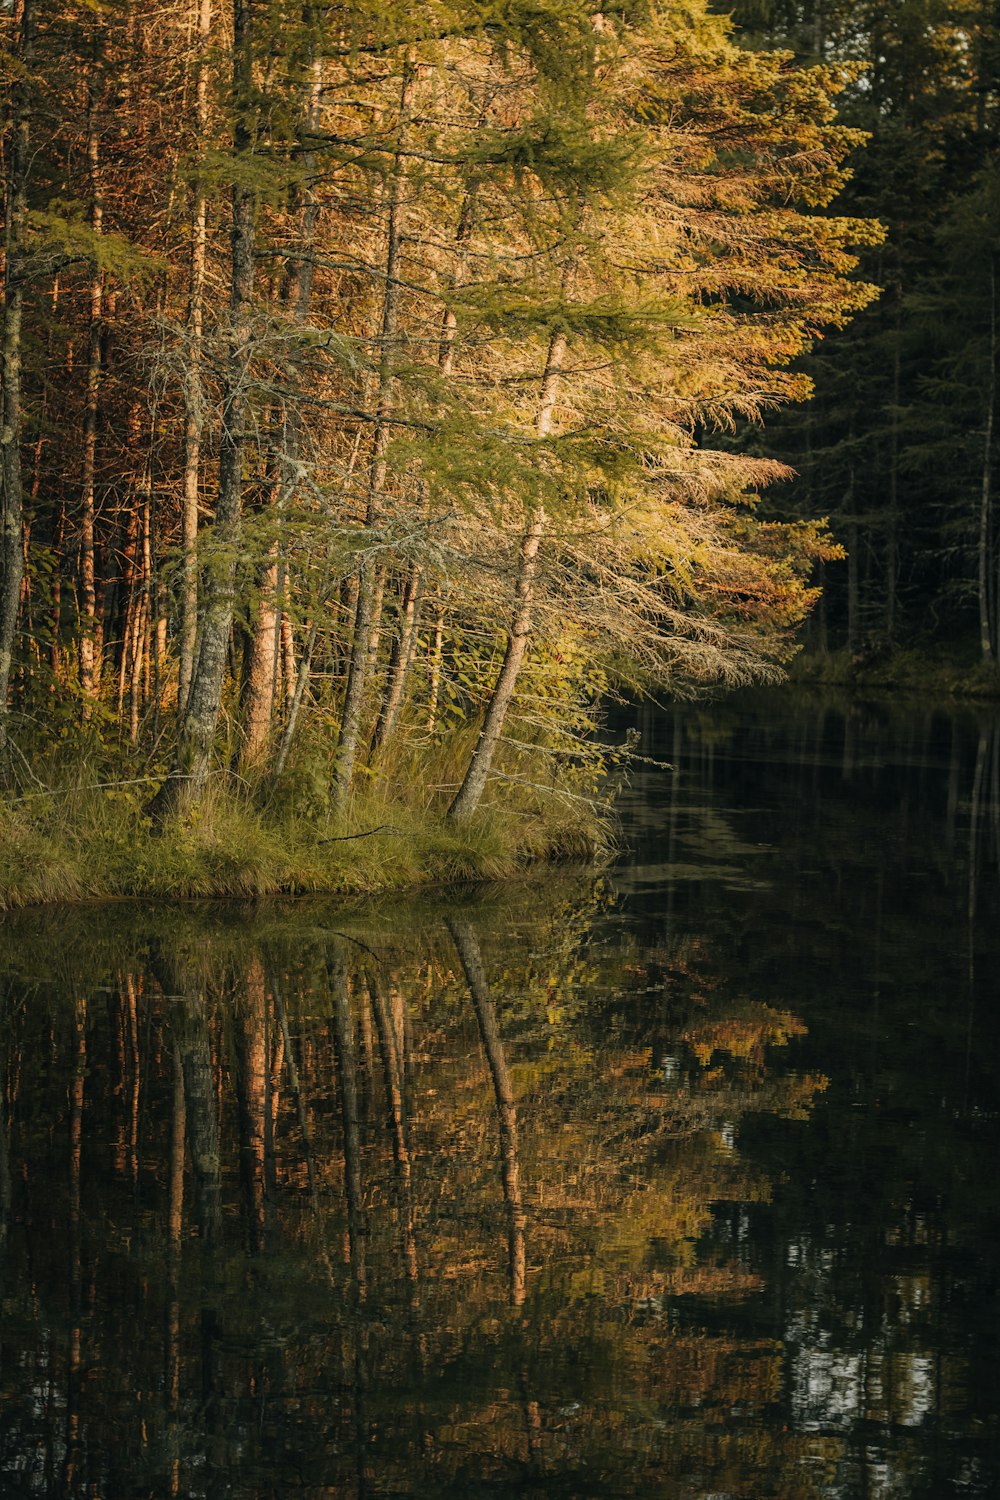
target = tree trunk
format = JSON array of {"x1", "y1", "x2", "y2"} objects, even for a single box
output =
[
  {"x1": 426, "y1": 601, "x2": 444, "y2": 731},
  {"x1": 80, "y1": 52, "x2": 104, "y2": 705},
  {"x1": 63, "y1": 998, "x2": 87, "y2": 1493},
  {"x1": 815, "y1": 558, "x2": 829, "y2": 655},
  {"x1": 884, "y1": 294, "x2": 901, "y2": 646},
  {"x1": 369, "y1": 195, "x2": 472, "y2": 762},
  {"x1": 846, "y1": 463, "x2": 859, "y2": 655},
  {"x1": 165, "y1": 1042, "x2": 185, "y2": 1487},
  {"x1": 984, "y1": 251, "x2": 997, "y2": 661},
  {"x1": 370, "y1": 565, "x2": 421, "y2": 757},
  {"x1": 152, "y1": 945, "x2": 221, "y2": 1244},
  {"x1": 239, "y1": 49, "x2": 322, "y2": 771},
  {"x1": 271, "y1": 969, "x2": 317, "y2": 1198},
  {"x1": 50, "y1": 467, "x2": 64, "y2": 682},
  {"x1": 178, "y1": 0, "x2": 212, "y2": 716},
  {"x1": 332, "y1": 68, "x2": 414, "y2": 809},
  {"x1": 448, "y1": 917, "x2": 526, "y2": 1306},
  {"x1": 166, "y1": 0, "x2": 256, "y2": 813},
  {"x1": 241, "y1": 540, "x2": 279, "y2": 766},
  {"x1": 0, "y1": 0, "x2": 33, "y2": 766},
  {"x1": 280, "y1": 609, "x2": 295, "y2": 705},
  {"x1": 368, "y1": 973, "x2": 418, "y2": 1285},
  {"x1": 274, "y1": 614, "x2": 318, "y2": 777},
  {"x1": 236, "y1": 957, "x2": 268, "y2": 1254},
  {"x1": 327, "y1": 953, "x2": 367, "y2": 1302},
  {"x1": 131, "y1": 484, "x2": 153, "y2": 741},
  {"x1": 448, "y1": 328, "x2": 566, "y2": 823}
]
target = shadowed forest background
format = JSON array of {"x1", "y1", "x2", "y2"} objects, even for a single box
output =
[{"x1": 725, "y1": 0, "x2": 1000, "y2": 677}]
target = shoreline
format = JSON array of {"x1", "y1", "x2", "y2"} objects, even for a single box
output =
[
  {"x1": 788, "y1": 646, "x2": 1000, "y2": 700},
  {"x1": 0, "y1": 786, "x2": 613, "y2": 915},
  {"x1": 6, "y1": 658, "x2": 1000, "y2": 916}
]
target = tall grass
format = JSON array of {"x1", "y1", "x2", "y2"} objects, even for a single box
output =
[{"x1": 0, "y1": 723, "x2": 614, "y2": 912}]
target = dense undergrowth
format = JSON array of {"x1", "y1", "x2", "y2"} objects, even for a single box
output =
[
  {"x1": 16, "y1": 634, "x2": 1000, "y2": 917},
  {"x1": 0, "y1": 724, "x2": 614, "y2": 912}
]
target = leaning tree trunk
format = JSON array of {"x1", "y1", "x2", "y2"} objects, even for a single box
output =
[
  {"x1": 0, "y1": 0, "x2": 33, "y2": 768},
  {"x1": 447, "y1": 328, "x2": 566, "y2": 824},
  {"x1": 166, "y1": 0, "x2": 256, "y2": 814},
  {"x1": 448, "y1": 916, "x2": 527, "y2": 1306}
]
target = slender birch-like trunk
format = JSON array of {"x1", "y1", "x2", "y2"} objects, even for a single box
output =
[
  {"x1": 426, "y1": 601, "x2": 444, "y2": 732},
  {"x1": 448, "y1": 328, "x2": 566, "y2": 823},
  {"x1": 272, "y1": 436, "x2": 366, "y2": 778},
  {"x1": 274, "y1": 615, "x2": 317, "y2": 777},
  {"x1": 131, "y1": 494, "x2": 153, "y2": 741},
  {"x1": 425, "y1": 603, "x2": 446, "y2": 732},
  {"x1": 0, "y1": 0, "x2": 33, "y2": 764},
  {"x1": 117, "y1": 513, "x2": 139, "y2": 719},
  {"x1": 281, "y1": 609, "x2": 295, "y2": 706}
]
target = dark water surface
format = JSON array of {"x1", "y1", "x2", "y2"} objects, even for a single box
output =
[{"x1": 2, "y1": 691, "x2": 1000, "y2": 1498}]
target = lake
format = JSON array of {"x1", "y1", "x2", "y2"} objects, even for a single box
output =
[{"x1": 1, "y1": 689, "x2": 999, "y2": 1497}]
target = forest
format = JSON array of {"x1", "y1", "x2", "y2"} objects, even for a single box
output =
[
  {"x1": 727, "y1": 0, "x2": 1000, "y2": 673},
  {"x1": 0, "y1": 0, "x2": 993, "y2": 900}
]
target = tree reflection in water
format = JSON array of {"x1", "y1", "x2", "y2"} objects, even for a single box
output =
[
  {"x1": 0, "y1": 886, "x2": 829, "y2": 1499},
  {"x1": 3, "y1": 682, "x2": 1000, "y2": 1500}
]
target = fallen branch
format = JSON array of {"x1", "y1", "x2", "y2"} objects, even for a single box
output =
[{"x1": 317, "y1": 823, "x2": 398, "y2": 844}]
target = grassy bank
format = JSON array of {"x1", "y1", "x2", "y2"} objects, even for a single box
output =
[
  {"x1": 0, "y1": 763, "x2": 611, "y2": 913},
  {"x1": 0, "y1": 791, "x2": 608, "y2": 912}
]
